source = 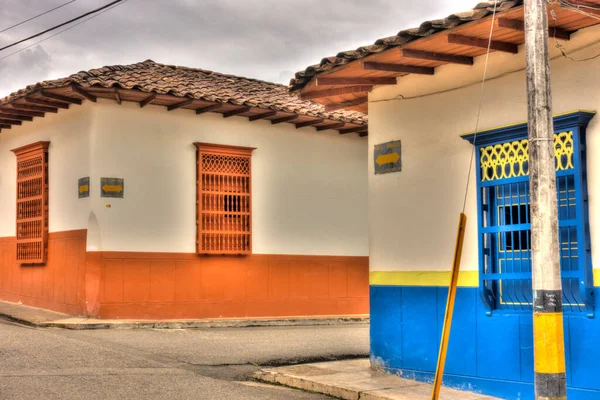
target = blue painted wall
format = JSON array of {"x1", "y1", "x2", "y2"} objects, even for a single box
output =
[{"x1": 370, "y1": 285, "x2": 600, "y2": 400}]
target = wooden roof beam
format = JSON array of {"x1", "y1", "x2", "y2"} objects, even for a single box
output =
[
  {"x1": 316, "y1": 122, "x2": 346, "y2": 131},
  {"x1": 40, "y1": 91, "x2": 82, "y2": 105},
  {"x1": 0, "y1": 108, "x2": 43, "y2": 118},
  {"x1": 324, "y1": 97, "x2": 368, "y2": 112},
  {"x1": 0, "y1": 119, "x2": 22, "y2": 125},
  {"x1": 0, "y1": 112, "x2": 33, "y2": 121},
  {"x1": 316, "y1": 77, "x2": 397, "y2": 86},
  {"x1": 167, "y1": 98, "x2": 195, "y2": 111},
  {"x1": 497, "y1": 18, "x2": 572, "y2": 40},
  {"x1": 196, "y1": 104, "x2": 223, "y2": 114},
  {"x1": 295, "y1": 118, "x2": 324, "y2": 129},
  {"x1": 340, "y1": 126, "x2": 368, "y2": 135},
  {"x1": 271, "y1": 115, "x2": 299, "y2": 124},
  {"x1": 361, "y1": 61, "x2": 435, "y2": 75},
  {"x1": 115, "y1": 90, "x2": 122, "y2": 105},
  {"x1": 359, "y1": 132, "x2": 368, "y2": 137},
  {"x1": 400, "y1": 48, "x2": 474, "y2": 65},
  {"x1": 25, "y1": 97, "x2": 69, "y2": 109},
  {"x1": 223, "y1": 106, "x2": 251, "y2": 118},
  {"x1": 447, "y1": 34, "x2": 519, "y2": 54},
  {"x1": 0, "y1": 124, "x2": 11, "y2": 130},
  {"x1": 71, "y1": 84, "x2": 97, "y2": 102},
  {"x1": 140, "y1": 93, "x2": 156, "y2": 108},
  {"x1": 249, "y1": 110, "x2": 277, "y2": 121},
  {"x1": 300, "y1": 86, "x2": 372, "y2": 100},
  {"x1": 11, "y1": 103, "x2": 57, "y2": 113}
]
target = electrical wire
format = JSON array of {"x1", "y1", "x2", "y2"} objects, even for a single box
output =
[
  {"x1": 0, "y1": 1, "x2": 77, "y2": 34},
  {"x1": 461, "y1": 1, "x2": 498, "y2": 214},
  {"x1": 0, "y1": 0, "x2": 131, "y2": 63},
  {"x1": 549, "y1": 3, "x2": 600, "y2": 61},
  {"x1": 0, "y1": 0, "x2": 125, "y2": 53}
]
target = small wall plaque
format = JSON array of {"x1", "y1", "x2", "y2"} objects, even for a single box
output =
[
  {"x1": 374, "y1": 140, "x2": 402, "y2": 175},
  {"x1": 101, "y1": 178, "x2": 124, "y2": 198},
  {"x1": 78, "y1": 177, "x2": 90, "y2": 198}
]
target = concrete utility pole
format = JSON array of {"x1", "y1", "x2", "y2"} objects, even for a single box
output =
[{"x1": 524, "y1": 1, "x2": 567, "y2": 399}]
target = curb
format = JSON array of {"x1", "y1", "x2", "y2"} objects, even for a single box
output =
[{"x1": 42, "y1": 316, "x2": 370, "y2": 330}]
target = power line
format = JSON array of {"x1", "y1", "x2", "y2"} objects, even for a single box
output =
[
  {"x1": 0, "y1": 0, "x2": 125, "y2": 53},
  {"x1": 0, "y1": 0, "x2": 131, "y2": 62},
  {"x1": 0, "y1": 1, "x2": 78, "y2": 34}
]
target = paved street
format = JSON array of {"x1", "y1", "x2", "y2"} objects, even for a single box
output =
[{"x1": 0, "y1": 318, "x2": 369, "y2": 400}]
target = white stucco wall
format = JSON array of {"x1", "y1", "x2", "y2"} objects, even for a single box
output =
[
  {"x1": 368, "y1": 24, "x2": 600, "y2": 273},
  {"x1": 0, "y1": 102, "x2": 92, "y2": 237},
  {"x1": 87, "y1": 100, "x2": 368, "y2": 255}
]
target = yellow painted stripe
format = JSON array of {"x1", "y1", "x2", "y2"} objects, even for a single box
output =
[
  {"x1": 372, "y1": 269, "x2": 600, "y2": 287},
  {"x1": 460, "y1": 109, "x2": 596, "y2": 137},
  {"x1": 370, "y1": 270, "x2": 479, "y2": 287},
  {"x1": 533, "y1": 312, "x2": 566, "y2": 374}
]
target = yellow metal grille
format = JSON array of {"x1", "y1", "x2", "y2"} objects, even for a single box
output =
[{"x1": 480, "y1": 131, "x2": 573, "y2": 181}]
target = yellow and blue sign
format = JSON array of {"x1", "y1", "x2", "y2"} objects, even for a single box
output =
[
  {"x1": 374, "y1": 140, "x2": 401, "y2": 174},
  {"x1": 101, "y1": 177, "x2": 124, "y2": 198},
  {"x1": 78, "y1": 177, "x2": 90, "y2": 199}
]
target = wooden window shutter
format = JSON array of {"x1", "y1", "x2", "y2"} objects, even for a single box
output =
[
  {"x1": 11, "y1": 141, "x2": 50, "y2": 264},
  {"x1": 194, "y1": 142, "x2": 255, "y2": 255}
]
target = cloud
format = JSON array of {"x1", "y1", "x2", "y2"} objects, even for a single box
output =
[{"x1": 0, "y1": 0, "x2": 478, "y2": 97}]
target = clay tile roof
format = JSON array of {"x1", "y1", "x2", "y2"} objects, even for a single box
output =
[
  {"x1": 289, "y1": 0, "x2": 522, "y2": 92},
  {"x1": 1, "y1": 60, "x2": 367, "y2": 125}
]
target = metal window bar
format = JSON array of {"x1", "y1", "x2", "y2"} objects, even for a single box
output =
[{"x1": 477, "y1": 131, "x2": 589, "y2": 314}]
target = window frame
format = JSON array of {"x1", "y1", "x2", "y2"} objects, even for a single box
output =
[
  {"x1": 194, "y1": 142, "x2": 256, "y2": 255},
  {"x1": 463, "y1": 111, "x2": 595, "y2": 317},
  {"x1": 11, "y1": 141, "x2": 50, "y2": 265}
]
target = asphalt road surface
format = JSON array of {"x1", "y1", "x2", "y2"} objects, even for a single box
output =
[{"x1": 0, "y1": 318, "x2": 369, "y2": 400}]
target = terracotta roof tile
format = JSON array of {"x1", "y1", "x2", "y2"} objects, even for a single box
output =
[
  {"x1": 289, "y1": 0, "x2": 521, "y2": 92},
  {"x1": 1, "y1": 60, "x2": 367, "y2": 125}
]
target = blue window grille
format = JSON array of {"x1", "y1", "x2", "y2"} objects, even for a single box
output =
[{"x1": 462, "y1": 111, "x2": 595, "y2": 317}]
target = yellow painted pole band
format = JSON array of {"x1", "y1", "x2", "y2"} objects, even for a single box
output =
[
  {"x1": 431, "y1": 213, "x2": 467, "y2": 400},
  {"x1": 533, "y1": 312, "x2": 567, "y2": 374}
]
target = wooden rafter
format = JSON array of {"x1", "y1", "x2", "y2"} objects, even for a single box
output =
[
  {"x1": 295, "y1": 118, "x2": 324, "y2": 129},
  {"x1": 140, "y1": 93, "x2": 156, "y2": 108},
  {"x1": 325, "y1": 97, "x2": 368, "y2": 112},
  {"x1": 115, "y1": 90, "x2": 122, "y2": 105},
  {"x1": 497, "y1": 18, "x2": 572, "y2": 40},
  {"x1": 0, "y1": 124, "x2": 11, "y2": 129},
  {"x1": 167, "y1": 98, "x2": 194, "y2": 111},
  {"x1": 0, "y1": 113, "x2": 33, "y2": 121},
  {"x1": 71, "y1": 84, "x2": 97, "y2": 102},
  {"x1": 196, "y1": 104, "x2": 223, "y2": 114},
  {"x1": 0, "y1": 108, "x2": 43, "y2": 118},
  {"x1": 25, "y1": 97, "x2": 69, "y2": 109},
  {"x1": 299, "y1": 85, "x2": 372, "y2": 100},
  {"x1": 359, "y1": 132, "x2": 368, "y2": 137},
  {"x1": 340, "y1": 126, "x2": 367, "y2": 135},
  {"x1": 447, "y1": 34, "x2": 519, "y2": 54},
  {"x1": 40, "y1": 91, "x2": 82, "y2": 105},
  {"x1": 0, "y1": 119, "x2": 21, "y2": 125},
  {"x1": 316, "y1": 122, "x2": 345, "y2": 131},
  {"x1": 316, "y1": 77, "x2": 397, "y2": 86},
  {"x1": 249, "y1": 110, "x2": 277, "y2": 121},
  {"x1": 11, "y1": 104, "x2": 57, "y2": 113},
  {"x1": 362, "y1": 61, "x2": 435, "y2": 75},
  {"x1": 271, "y1": 115, "x2": 299, "y2": 124},
  {"x1": 400, "y1": 48, "x2": 474, "y2": 65},
  {"x1": 222, "y1": 106, "x2": 251, "y2": 118}
]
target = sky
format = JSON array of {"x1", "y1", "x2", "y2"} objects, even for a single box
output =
[{"x1": 0, "y1": 0, "x2": 477, "y2": 98}]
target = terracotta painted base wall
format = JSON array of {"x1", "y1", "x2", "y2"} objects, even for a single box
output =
[
  {"x1": 0, "y1": 230, "x2": 87, "y2": 315},
  {"x1": 88, "y1": 252, "x2": 369, "y2": 320}
]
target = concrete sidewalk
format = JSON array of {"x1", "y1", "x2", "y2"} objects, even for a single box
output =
[
  {"x1": 255, "y1": 359, "x2": 498, "y2": 400},
  {"x1": 0, "y1": 300, "x2": 368, "y2": 330}
]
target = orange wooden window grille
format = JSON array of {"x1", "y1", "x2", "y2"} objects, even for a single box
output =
[
  {"x1": 194, "y1": 142, "x2": 256, "y2": 255},
  {"x1": 11, "y1": 141, "x2": 50, "y2": 264}
]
